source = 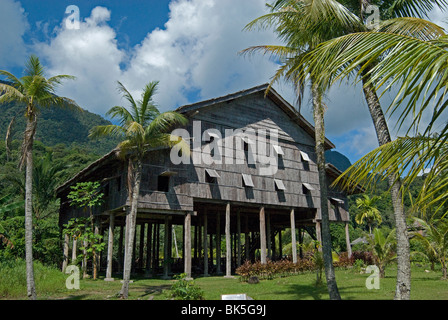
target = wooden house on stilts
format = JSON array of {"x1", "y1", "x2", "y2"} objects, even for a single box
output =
[{"x1": 56, "y1": 84, "x2": 362, "y2": 280}]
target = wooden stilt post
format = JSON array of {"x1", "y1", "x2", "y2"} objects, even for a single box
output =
[
  {"x1": 118, "y1": 224, "x2": 124, "y2": 273},
  {"x1": 260, "y1": 207, "x2": 267, "y2": 264},
  {"x1": 139, "y1": 223, "x2": 145, "y2": 271},
  {"x1": 279, "y1": 229, "x2": 283, "y2": 259},
  {"x1": 184, "y1": 212, "x2": 192, "y2": 280},
  {"x1": 267, "y1": 212, "x2": 271, "y2": 260},
  {"x1": 298, "y1": 227, "x2": 303, "y2": 259},
  {"x1": 203, "y1": 211, "x2": 209, "y2": 276},
  {"x1": 225, "y1": 202, "x2": 234, "y2": 278},
  {"x1": 237, "y1": 209, "x2": 241, "y2": 267},
  {"x1": 145, "y1": 223, "x2": 152, "y2": 277},
  {"x1": 153, "y1": 223, "x2": 158, "y2": 274},
  {"x1": 316, "y1": 221, "x2": 322, "y2": 252},
  {"x1": 62, "y1": 232, "x2": 69, "y2": 272},
  {"x1": 105, "y1": 213, "x2": 115, "y2": 281},
  {"x1": 194, "y1": 222, "x2": 198, "y2": 264},
  {"x1": 210, "y1": 230, "x2": 214, "y2": 269},
  {"x1": 345, "y1": 222, "x2": 352, "y2": 258},
  {"x1": 168, "y1": 218, "x2": 172, "y2": 275},
  {"x1": 216, "y1": 212, "x2": 222, "y2": 275},
  {"x1": 290, "y1": 209, "x2": 297, "y2": 263},
  {"x1": 162, "y1": 216, "x2": 170, "y2": 279}
]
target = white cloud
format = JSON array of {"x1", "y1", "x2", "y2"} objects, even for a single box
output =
[
  {"x1": 35, "y1": 7, "x2": 126, "y2": 115},
  {"x1": 0, "y1": 0, "x2": 28, "y2": 67},
  {"x1": 122, "y1": 0, "x2": 283, "y2": 111},
  {"x1": 31, "y1": 0, "x2": 286, "y2": 119}
]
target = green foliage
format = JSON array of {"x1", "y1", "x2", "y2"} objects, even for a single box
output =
[
  {"x1": 236, "y1": 258, "x2": 316, "y2": 282},
  {"x1": 411, "y1": 217, "x2": 448, "y2": 279},
  {"x1": 0, "y1": 258, "x2": 66, "y2": 298},
  {"x1": 67, "y1": 181, "x2": 104, "y2": 210},
  {"x1": 355, "y1": 195, "x2": 382, "y2": 234},
  {"x1": 0, "y1": 100, "x2": 119, "y2": 155},
  {"x1": 366, "y1": 228, "x2": 397, "y2": 277},
  {"x1": 170, "y1": 273, "x2": 204, "y2": 300}
]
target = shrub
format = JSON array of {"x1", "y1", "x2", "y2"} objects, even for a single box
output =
[
  {"x1": 236, "y1": 258, "x2": 316, "y2": 282},
  {"x1": 170, "y1": 273, "x2": 204, "y2": 300}
]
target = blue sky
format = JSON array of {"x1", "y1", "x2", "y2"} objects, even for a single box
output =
[{"x1": 1, "y1": 0, "x2": 446, "y2": 164}]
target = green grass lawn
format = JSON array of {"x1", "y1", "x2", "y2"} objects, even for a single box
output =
[{"x1": 2, "y1": 264, "x2": 448, "y2": 300}]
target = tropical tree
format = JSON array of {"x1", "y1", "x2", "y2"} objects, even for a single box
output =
[
  {"x1": 243, "y1": 0, "x2": 364, "y2": 299},
  {"x1": 367, "y1": 228, "x2": 397, "y2": 278},
  {"x1": 411, "y1": 217, "x2": 448, "y2": 279},
  {"x1": 67, "y1": 181, "x2": 104, "y2": 280},
  {"x1": 89, "y1": 80, "x2": 188, "y2": 299},
  {"x1": 355, "y1": 195, "x2": 382, "y2": 234},
  {"x1": 263, "y1": 0, "x2": 448, "y2": 300},
  {"x1": 0, "y1": 55, "x2": 76, "y2": 299},
  {"x1": 0, "y1": 195, "x2": 24, "y2": 251}
]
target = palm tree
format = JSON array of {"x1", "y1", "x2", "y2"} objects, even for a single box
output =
[
  {"x1": 243, "y1": 0, "x2": 363, "y2": 300},
  {"x1": 367, "y1": 228, "x2": 397, "y2": 278},
  {"x1": 411, "y1": 217, "x2": 448, "y2": 279},
  {"x1": 355, "y1": 195, "x2": 382, "y2": 234},
  {"x1": 268, "y1": 0, "x2": 447, "y2": 300},
  {"x1": 0, "y1": 55, "x2": 76, "y2": 299},
  {"x1": 89, "y1": 80, "x2": 188, "y2": 299}
]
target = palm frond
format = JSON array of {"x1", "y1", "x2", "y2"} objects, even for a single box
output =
[
  {"x1": 0, "y1": 83, "x2": 26, "y2": 104},
  {"x1": 332, "y1": 135, "x2": 448, "y2": 214},
  {"x1": 116, "y1": 81, "x2": 139, "y2": 121},
  {"x1": 146, "y1": 111, "x2": 188, "y2": 138},
  {"x1": 106, "y1": 105, "x2": 135, "y2": 126},
  {"x1": 89, "y1": 125, "x2": 126, "y2": 140},
  {"x1": 24, "y1": 54, "x2": 45, "y2": 78},
  {"x1": 386, "y1": 0, "x2": 448, "y2": 19}
]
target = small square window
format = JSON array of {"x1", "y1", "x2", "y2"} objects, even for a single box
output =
[
  {"x1": 273, "y1": 145, "x2": 284, "y2": 156},
  {"x1": 242, "y1": 174, "x2": 254, "y2": 188},
  {"x1": 302, "y1": 183, "x2": 314, "y2": 194},
  {"x1": 205, "y1": 169, "x2": 220, "y2": 184},
  {"x1": 300, "y1": 151, "x2": 310, "y2": 162},
  {"x1": 274, "y1": 179, "x2": 286, "y2": 191},
  {"x1": 157, "y1": 176, "x2": 170, "y2": 192}
]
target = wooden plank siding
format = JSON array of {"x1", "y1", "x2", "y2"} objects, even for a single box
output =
[{"x1": 57, "y1": 85, "x2": 356, "y2": 226}]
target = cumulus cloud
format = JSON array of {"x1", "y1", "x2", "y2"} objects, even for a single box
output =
[
  {"x1": 122, "y1": 0, "x2": 283, "y2": 111},
  {"x1": 0, "y1": 0, "x2": 28, "y2": 67},
  {"x1": 31, "y1": 0, "x2": 284, "y2": 117},
  {"x1": 35, "y1": 7, "x2": 126, "y2": 115}
]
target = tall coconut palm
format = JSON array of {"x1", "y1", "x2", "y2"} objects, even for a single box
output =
[
  {"x1": 243, "y1": 0, "x2": 363, "y2": 300},
  {"x1": 89, "y1": 80, "x2": 188, "y2": 299},
  {"x1": 0, "y1": 55, "x2": 76, "y2": 300},
  {"x1": 250, "y1": 0, "x2": 447, "y2": 300},
  {"x1": 355, "y1": 195, "x2": 382, "y2": 234},
  {"x1": 300, "y1": 14, "x2": 448, "y2": 298}
]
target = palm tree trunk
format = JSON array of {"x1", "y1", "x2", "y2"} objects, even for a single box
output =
[
  {"x1": 23, "y1": 114, "x2": 37, "y2": 300},
  {"x1": 311, "y1": 77, "x2": 341, "y2": 300},
  {"x1": 120, "y1": 158, "x2": 142, "y2": 299},
  {"x1": 361, "y1": 69, "x2": 411, "y2": 300}
]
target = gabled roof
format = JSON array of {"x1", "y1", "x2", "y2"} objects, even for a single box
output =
[{"x1": 176, "y1": 83, "x2": 335, "y2": 150}]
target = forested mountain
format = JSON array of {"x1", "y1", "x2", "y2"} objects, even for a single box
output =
[{"x1": 0, "y1": 101, "x2": 118, "y2": 156}]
